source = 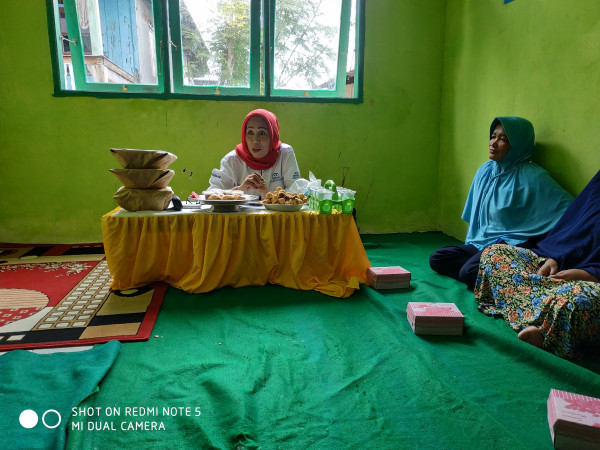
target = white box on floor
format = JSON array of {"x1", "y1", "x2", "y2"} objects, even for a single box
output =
[
  {"x1": 547, "y1": 388, "x2": 600, "y2": 449},
  {"x1": 367, "y1": 266, "x2": 411, "y2": 289},
  {"x1": 406, "y1": 302, "x2": 464, "y2": 336}
]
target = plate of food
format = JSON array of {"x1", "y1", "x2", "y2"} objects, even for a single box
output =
[
  {"x1": 201, "y1": 192, "x2": 258, "y2": 203},
  {"x1": 197, "y1": 190, "x2": 259, "y2": 212},
  {"x1": 187, "y1": 191, "x2": 202, "y2": 203},
  {"x1": 261, "y1": 187, "x2": 308, "y2": 212}
]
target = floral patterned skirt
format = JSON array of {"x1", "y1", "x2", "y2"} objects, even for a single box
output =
[{"x1": 474, "y1": 244, "x2": 600, "y2": 359}]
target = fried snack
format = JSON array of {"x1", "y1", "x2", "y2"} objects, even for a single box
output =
[
  {"x1": 261, "y1": 188, "x2": 307, "y2": 205},
  {"x1": 206, "y1": 193, "x2": 245, "y2": 200}
]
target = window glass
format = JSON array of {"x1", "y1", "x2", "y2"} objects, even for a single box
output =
[
  {"x1": 56, "y1": 0, "x2": 75, "y2": 89},
  {"x1": 49, "y1": 0, "x2": 363, "y2": 100},
  {"x1": 345, "y1": 1, "x2": 357, "y2": 98},
  {"x1": 273, "y1": 0, "x2": 343, "y2": 91},
  {"x1": 180, "y1": 0, "x2": 251, "y2": 88},
  {"x1": 69, "y1": 0, "x2": 158, "y2": 88}
]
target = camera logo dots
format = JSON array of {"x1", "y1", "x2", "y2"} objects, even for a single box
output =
[
  {"x1": 19, "y1": 410, "x2": 38, "y2": 429},
  {"x1": 19, "y1": 409, "x2": 61, "y2": 429}
]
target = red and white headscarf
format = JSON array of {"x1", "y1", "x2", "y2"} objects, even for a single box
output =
[{"x1": 235, "y1": 109, "x2": 282, "y2": 170}]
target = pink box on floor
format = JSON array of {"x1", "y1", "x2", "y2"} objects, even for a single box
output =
[
  {"x1": 547, "y1": 389, "x2": 600, "y2": 449},
  {"x1": 406, "y1": 302, "x2": 464, "y2": 336},
  {"x1": 367, "y1": 266, "x2": 411, "y2": 289}
]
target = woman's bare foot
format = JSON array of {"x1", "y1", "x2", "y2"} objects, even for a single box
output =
[{"x1": 518, "y1": 326, "x2": 544, "y2": 348}]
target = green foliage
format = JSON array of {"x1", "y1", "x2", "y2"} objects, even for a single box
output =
[
  {"x1": 178, "y1": 0, "x2": 340, "y2": 89},
  {"x1": 210, "y1": 0, "x2": 251, "y2": 86},
  {"x1": 274, "y1": 0, "x2": 338, "y2": 89},
  {"x1": 180, "y1": 2, "x2": 210, "y2": 82}
]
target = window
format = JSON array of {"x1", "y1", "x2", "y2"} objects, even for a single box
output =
[{"x1": 47, "y1": 0, "x2": 364, "y2": 102}]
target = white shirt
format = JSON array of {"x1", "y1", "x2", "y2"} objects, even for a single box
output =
[{"x1": 208, "y1": 144, "x2": 301, "y2": 197}]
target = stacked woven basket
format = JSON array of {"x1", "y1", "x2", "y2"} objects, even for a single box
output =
[{"x1": 110, "y1": 148, "x2": 177, "y2": 211}]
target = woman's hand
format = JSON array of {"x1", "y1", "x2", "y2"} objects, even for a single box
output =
[
  {"x1": 235, "y1": 173, "x2": 268, "y2": 197},
  {"x1": 550, "y1": 269, "x2": 599, "y2": 283},
  {"x1": 538, "y1": 258, "x2": 559, "y2": 276},
  {"x1": 538, "y1": 258, "x2": 599, "y2": 282}
]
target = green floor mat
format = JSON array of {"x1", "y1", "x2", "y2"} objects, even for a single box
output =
[{"x1": 65, "y1": 232, "x2": 600, "y2": 449}]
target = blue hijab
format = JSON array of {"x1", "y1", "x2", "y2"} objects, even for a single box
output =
[
  {"x1": 462, "y1": 116, "x2": 573, "y2": 250},
  {"x1": 534, "y1": 170, "x2": 600, "y2": 280}
]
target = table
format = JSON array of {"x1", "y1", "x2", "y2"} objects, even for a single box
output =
[{"x1": 101, "y1": 205, "x2": 371, "y2": 298}]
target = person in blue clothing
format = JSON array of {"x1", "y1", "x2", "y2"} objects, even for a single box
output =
[{"x1": 429, "y1": 116, "x2": 573, "y2": 289}]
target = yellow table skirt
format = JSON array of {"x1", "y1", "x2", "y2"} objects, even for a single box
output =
[{"x1": 101, "y1": 207, "x2": 371, "y2": 298}]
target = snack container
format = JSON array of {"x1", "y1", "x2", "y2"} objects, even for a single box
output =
[
  {"x1": 113, "y1": 186, "x2": 174, "y2": 212},
  {"x1": 310, "y1": 188, "x2": 333, "y2": 214},
  {"x1": 308, "y1": 180, "x2": 356, "y2": 214},
  {"x1": 308, "y1": 186, "x2": 319, "y2": 211},
  {"x1": 367, "y1": 266, "x2": 411, "y2": 289},
  {"x1": 324, "y1": 180, "x2": 349, "y2": 214},
  {"x1": 337, "y1": 187, "x2": 356, "y2": 214},
  {"x1": 307, "y1": 187, "x2": 315, "y2": 210},
  {"x1": 547, "y1": 389, "x2": 600, "y2": 449},
  {"x1": 406, "y1": 302, "x2": 464, "y2": 336},
  {"x1": 110, "y1": 148, "x2": 177, "y2": 169}
]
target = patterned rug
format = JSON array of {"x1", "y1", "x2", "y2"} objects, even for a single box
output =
[{"x1": 0, "y1": 243, "x2": 165, "y2": 351}]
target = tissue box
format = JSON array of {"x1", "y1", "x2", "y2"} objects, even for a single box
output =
[
  {"x1": 547, "y1": 389, "x2": 600, "y2": 449},
  {"x1": 406, "y1": 302, "x2": 464, "y2": 336},
  {"x1": 367, "y1": 266, "x2": 411, "y2": 289}
]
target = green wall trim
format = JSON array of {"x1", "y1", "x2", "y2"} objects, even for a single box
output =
[
  {"x1": 48, "y1": 90, "x2": 364, "y2": 104},
  {"x1": 45, "y1": 0, "x2": 65, "y2": 94}
]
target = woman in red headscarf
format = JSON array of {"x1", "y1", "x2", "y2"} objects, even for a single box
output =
[{"x1": 208, "y1": 109, "x2": 301, "y2": 198}]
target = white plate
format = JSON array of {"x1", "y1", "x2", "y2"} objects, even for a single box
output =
[
  {"x1": 262, "y1": 203, "x2": 305, "y2": 212},
  {"x1": 200, "y1": 194, "x2": 259, "y2": 205}
]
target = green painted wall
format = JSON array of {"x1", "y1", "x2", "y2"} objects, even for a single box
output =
[
  {"x1": 0, "y1": 0, "x2": 445, "y2": 243},
  {"x1": 439, "y1": 0, "x2": 600, "y2": 240},
  {"x1": 5, "y1": 1, "x2": 597, "y2": 245}
]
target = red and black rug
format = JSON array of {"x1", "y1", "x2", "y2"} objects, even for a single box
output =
[{"x1": 0, "y1": 243, "x2": 165, "y2": 351}]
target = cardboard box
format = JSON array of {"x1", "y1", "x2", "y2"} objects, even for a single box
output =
[
  {"x1": 547, "y1": 389, "x2": 600, "y2": 449},
  {"x1": 406, "y1": 302, "x2": 464, "y2": 336},
  {"x1": 367, "y1": 266, "x2": 411, "y2": 289}
]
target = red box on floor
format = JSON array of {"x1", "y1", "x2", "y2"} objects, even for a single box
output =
[
  {"x1": 547, "y1": 389, "x2": 600, "y2": 449},
  {"x1": 406, "y1": 302, "x2": 464, "y2": 336},
  {"x1": 367, "y1": 266, "x2": 411, "y2": 289}
]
